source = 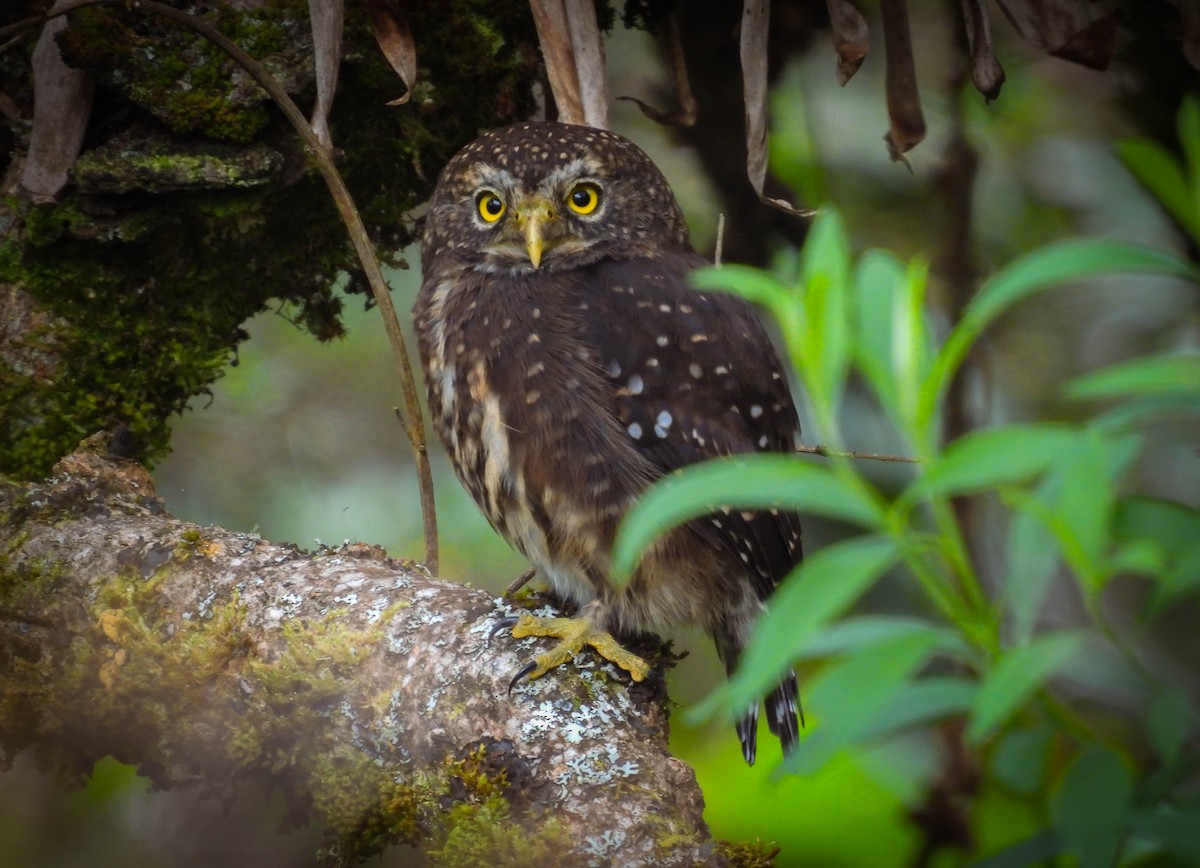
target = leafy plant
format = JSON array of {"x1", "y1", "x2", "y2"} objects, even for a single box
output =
[{"x1": 614, "y1": 105, "x2": 1200, "y2": 866}]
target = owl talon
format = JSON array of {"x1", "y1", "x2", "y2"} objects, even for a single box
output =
[
  {"x1": 507, "y1": 612, "x2": 651, "y2": 683},
  {"x1": 488, "y1": 616, "x2": 520, "y2": 645},
  {"x1": 508, "y1": 660, "x2": 539, "y2": 693}
]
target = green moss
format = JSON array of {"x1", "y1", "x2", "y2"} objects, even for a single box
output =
[
  {"x1": 715, "y1": 839, "x2": 782, "y2": 868},
  {"x1": 428, "y1": 797, "x2": 572, "y2": 868},
  {"x1": 2, "y1": 0, "x2": 543, "y2": 480}
]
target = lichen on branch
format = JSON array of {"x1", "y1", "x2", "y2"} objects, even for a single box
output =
[{"x1": 0, "y1": 433, "x2": 726, "y2": 866}]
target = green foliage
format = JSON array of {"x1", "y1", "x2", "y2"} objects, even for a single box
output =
[{"x1": 616, "y1": 102, "x2": 1200, "y2": 866}]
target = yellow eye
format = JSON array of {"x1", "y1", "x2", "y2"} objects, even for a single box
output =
[
  {"x1": 476, "y1": 191, "x2": 505, "y2": 223},
  {"x1": 567, "y1": 183, "x2": 601, "y2": 215}
]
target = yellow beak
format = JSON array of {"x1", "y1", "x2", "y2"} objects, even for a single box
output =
[{"x1": 515, "y1": 197, "x2": 555, "y2": 269}]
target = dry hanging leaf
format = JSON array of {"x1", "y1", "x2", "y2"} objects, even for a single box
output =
[
  {"x1": 960, "y1": 0, "x2": 1005, "y2": 101},
  {"x1": 369, "y1": 0, "x2": 417, "y2": 106},
  {"x1": 20, "y1": 5, "x2": 95, "y2": 201},
  {"x1": 880, "y1": 0, "x2": 926, "y2": 164},
  {"x1": 1181, "y1": 0, "x2": 1200, "y2": 71},
  {"x1": 564, "y1": 0, "x2": 608, "y2": 129},
  {"x1": 529, "y1": 0, "x2": 585, "y2": 125},
  {"x1": 739, "y1": 0, "x2": 809, "y2": 215},
  {"x1": 994, "y1": 0, "x2": 1116, "y2": 70},
  {"x1": 309, "y1": 0, "x2": 344, "y2": 149},
  {"x1": 0, "y1": 91, "x2": 21, "y2": 122},
  {"x1": 619, "y1": 12, "x2": 696, "y2": 126},
  {"x1": 825, "y1": 0, "x2": 869, "y2": 85}
]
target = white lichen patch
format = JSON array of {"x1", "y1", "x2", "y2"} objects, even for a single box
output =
[
  {"x1": 582, "y1": 829, "x2": 627, "y2": 865},
  {"x1": 363, "y1": 597, "x2": 393, "y2": 624}
]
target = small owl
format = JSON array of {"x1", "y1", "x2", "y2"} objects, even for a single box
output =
[{"x1": 414, "y1": 122, "x2": 802, "y2": 764}]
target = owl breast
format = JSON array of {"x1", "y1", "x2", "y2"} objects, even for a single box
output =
[{"x1": 414, "y1": 267, "x2": 650, "y2": 610}]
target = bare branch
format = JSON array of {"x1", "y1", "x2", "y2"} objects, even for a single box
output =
[
  {"x1": 797, "y1": 443, "x2": 918, "y2": 463},
  {"x1": 0, "y1": 436, "x2": 720, "y2": 866}
]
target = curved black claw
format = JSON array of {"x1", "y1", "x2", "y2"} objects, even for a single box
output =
[
  {"x1": 488, "y1": 615, "x2": 520, "y2": 646},
  {"x1": 508, "y1": 661, "x2": 538, "y2": 694}
]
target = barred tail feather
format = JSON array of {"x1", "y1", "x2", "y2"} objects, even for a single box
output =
[
  {"x1": 766, "y1": 669, "x2": 802, "y2": 756},
  {"x1": 736, "y1": 703, "x2": 760, "y2": 766}
]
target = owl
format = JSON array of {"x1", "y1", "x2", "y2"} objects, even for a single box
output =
[{"x1": 413, "y1": 122, "x2": 802, "y2": 764}]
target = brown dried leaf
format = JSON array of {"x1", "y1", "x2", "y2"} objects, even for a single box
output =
[
  {"x1": 20, "y1": 8, "x2": 95, "y2": 201},
  {"x1": 994, "y1": 0, "x2": 1116, "y2": 70},
  {"x1": 565, "y1": 0, "x2": 608, "y2": 128},
  {"x1": 740, "y1": 0, "x2": 809, "y2": 216},
  {"x1": 880, "y1": 0, "x2": 925, "y2": 163},
  {"x1": 369, "y1": 0, "x2": 417, "y2": 106},
  {"x1": 309, "y1": 0, "x2": 344, "y2": 149},
  {"x1": 0, "y1": 90, "x2": 21, "y2": 122},
  {"x1": 960, "y1": 0, "x2": 1005, "y2": 100},
  {"x1": 619, "y1": 13, "x2": 696, "y2": 127},
  {"x1": 825, "y1": 0, "x2": 869, "y2": 85},
  {"x1": 1182, "y1": 0, "x2": 1200, "y2": 71},
  {"x1": 529, "y1": 0, "x2": 585, "y2": 125}
]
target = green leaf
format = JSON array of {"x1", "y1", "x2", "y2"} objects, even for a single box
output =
[
  {"x1": 1114, "y1": 495, "x2": 1200, "y2": 553},
  {"x1": 800, "y1": 615, "x2": 968, "y2": 661},
  {"x1": 1092, "y1": 393, "x2": 1200, "y2": 433},
  {"x1": 967, "y1": 241, "x2": 1197, "y2": 331},
  {"x1": 852, "y1": 250, "x2": 907, "y2": 420},
  {"x1": 919, "y1": 241, "x2": 1198, "y2": 435},
  {"x1": 612, "y1": 455, "x2": 886, "y2": 580},
  {"x1": 858, "y1": 676, "x2": 976, "y2": 741},
  {"x1": 689, "y1": 263, "x2": 791, "y2": 310},
  {"x1": 1004, "y1": 491, "x2": 1061, "y2": 645},
  {"x1": 968, "y1": 831, "x2": 1059, "y2": 868},
  {"x1": 689, "y1": 535, "x2": 900, "y2": 725},
  {"x1": 1180, "y1": 94, "x2": 1200, "y2": 236},
  {"x1": 1050, "y1": 429, "x2": 1138, "y2": 586},
  {"x1": 967, "y1": 631, "x2": 1086, "y2": 744},
  {"x1": 1158, "y1": 540, "x2": 1200, "y2": 609},
  {"x1": 1054, "y1": 746, "x2": 1133, "y2": 868},
  {"x1": 1113, "y1": 496, "x2": 1200, "y2": 611},
  {"x1": 780, "y1": 629, "x2": 947, "y2": 774},
  {"x1": 902, "y1": 424, "x2": 1074, "y2": 504},
  {"x1": 797, "y1": 208, "x2": 853, "y2": 414},
  {"x1": 1147, "y1": 687, "x2": 1194, "y2": 766},
  {"x1": 1116, "y1": 137, "x2": 1197, "y2": 237},
  {"x1": 991, "y1": 724, "x2": 1054, "y2": 796},
  {"x1": 1130, "y1": 806, "x2": 1200, "y2": 861},
  {"x1": 1067, "y1": 354, "x2": 1200, "y2": 401}
]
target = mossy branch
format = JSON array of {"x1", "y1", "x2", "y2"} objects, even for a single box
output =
[
  {"x1": 3, "y1": 0, "x2": 439, "y2": 573},
  {"x1": 0, "y1": 435, "x2": 721, "y2": 866}
]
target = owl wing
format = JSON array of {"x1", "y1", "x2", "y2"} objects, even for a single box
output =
[{"x1": 575, "y1": 252, "x2": 804, "y2": 599}]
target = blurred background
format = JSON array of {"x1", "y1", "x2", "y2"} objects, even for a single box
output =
[{"x1": 4, "y1": 4, "x2": 1199, "y2": 866}]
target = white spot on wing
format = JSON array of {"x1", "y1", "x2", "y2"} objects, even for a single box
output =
[
  {"x1": 628, "y1": 374, "x2": 644, "y2": 395},
  {"x1": 627, "y1": 422, "x2": 643, "y2": 439}
]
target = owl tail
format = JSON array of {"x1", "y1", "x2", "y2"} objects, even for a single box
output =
[{"x1": 734, "y1": 670, "x2": 802, "y2": 766}]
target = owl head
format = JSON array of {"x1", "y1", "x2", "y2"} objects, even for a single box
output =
[{"x1": 422, "y1": 122, "x2": 692, "y2": 276}]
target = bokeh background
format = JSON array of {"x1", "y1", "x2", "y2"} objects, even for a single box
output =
[{"x1": 4, "y1": 6, "x2": 1198, "y2": 866}]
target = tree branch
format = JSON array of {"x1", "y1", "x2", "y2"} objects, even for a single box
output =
[{"x1": 0, "y1": 434, "x2": 722, "y2": 866}]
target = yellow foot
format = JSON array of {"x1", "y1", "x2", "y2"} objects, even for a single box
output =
[{"x1": 506, "y1": 613, "x2": 650, "y2": 685}]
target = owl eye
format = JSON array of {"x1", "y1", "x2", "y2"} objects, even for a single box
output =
[
  {"x1": 566, "y1": 183, "x2": 601, "y2": 215},
  {"x1": 476, "y1": 191, "x2": 506, "y2": 223}
]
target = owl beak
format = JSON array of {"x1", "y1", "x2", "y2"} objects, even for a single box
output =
[{"x1": 514, "y1": 197, "x2": 556, "y2": 268}]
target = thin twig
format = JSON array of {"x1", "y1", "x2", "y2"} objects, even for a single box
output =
[
  {"x1": 7, "y1": 0, "x2": 439, "y2": 572},
  {"x1": 505, "y1": 568, "x2": 537, "y2": 597},
  {"x1": 796, "y1": 443, "x2": 918, "y2": 463}
]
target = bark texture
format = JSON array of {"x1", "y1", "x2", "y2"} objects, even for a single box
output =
[{"x1": 0, "y1": 434, "x2": 723, "y2": 866}]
